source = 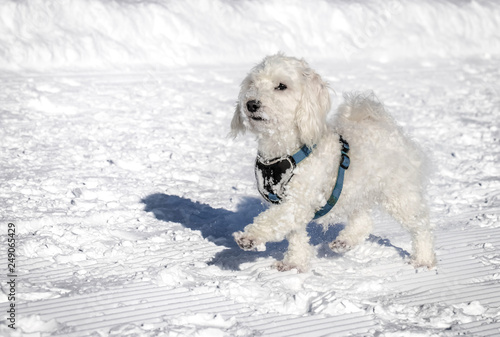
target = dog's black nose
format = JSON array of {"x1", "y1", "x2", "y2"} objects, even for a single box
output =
[{"x1": 246, "y1": 100, "x2": 261, "y2": 113}]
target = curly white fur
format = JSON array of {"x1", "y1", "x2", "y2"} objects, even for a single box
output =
[{"x1": 231, "y1": 54, "x2": 437, "y2": 272}]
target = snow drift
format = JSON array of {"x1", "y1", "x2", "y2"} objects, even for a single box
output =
[{"x1": 1, "y1": 0, "x2": 499, "y2": 71}]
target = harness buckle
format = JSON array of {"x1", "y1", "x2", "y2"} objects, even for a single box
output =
[{"x1": 340, "y1": 153, "x2": 350, "y2": 170}]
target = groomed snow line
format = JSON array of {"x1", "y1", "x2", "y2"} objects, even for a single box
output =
[{"x1": 1, "y1": 0, "x2": 500, "y2": 336}]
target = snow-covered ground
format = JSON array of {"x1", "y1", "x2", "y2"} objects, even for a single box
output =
[{"x1": 1, "y1": 0, "x2": 500, "y2": 336}]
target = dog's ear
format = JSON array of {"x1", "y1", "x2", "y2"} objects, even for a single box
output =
[
  {"x1": 230, "y1": 101, "x2": 246, "y2": 138},
  {"x1": 296, "y1": 67, "x2": 331, "y2": 147}
]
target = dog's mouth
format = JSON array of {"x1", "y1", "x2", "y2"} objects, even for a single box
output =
[{"x1": 250, "y1": 116, "x2": 265, "y2": 121}]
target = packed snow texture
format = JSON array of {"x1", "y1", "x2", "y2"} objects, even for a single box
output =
[
  {"x1": 1, "y1": 0, "x2": 500, "y2": 71},
  {"x1": 1, "y1": 0, "x2": 500, "y2": 336}
]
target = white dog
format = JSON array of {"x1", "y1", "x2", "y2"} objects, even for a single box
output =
[{"x1": 230, "y1": 54, "x2": 436, "y2": 272}]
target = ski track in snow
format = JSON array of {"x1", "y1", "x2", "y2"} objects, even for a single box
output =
[{"x1": 1, "y1": 0, "x2": 500, "y2": 336}]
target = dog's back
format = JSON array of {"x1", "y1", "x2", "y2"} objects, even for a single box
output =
[{"x1": 333, "y1": 92, "x2": 428, "y2": 206}]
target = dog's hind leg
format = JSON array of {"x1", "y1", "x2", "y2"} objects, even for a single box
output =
[
  {"x1": 275, "y1": 229, "x2": 314, "y2": 272},
  {"x1": 408, "y1": 222, "x2": 436, "y2": 268},
  {"x1": 330, "y1": 210, "x2": 373, "y2": 253},
  {"x1": 382, "y1": 191, "x2": 437, "y2": 268}
]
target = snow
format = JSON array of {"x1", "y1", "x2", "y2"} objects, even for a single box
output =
[
  {"x1": 2, "y1": 0, "x2": 500, "y2": 71},
  {"x1": 1, "y1": 0, "x2": 500, "y2": 336}
]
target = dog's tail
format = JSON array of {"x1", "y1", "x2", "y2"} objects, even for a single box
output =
[{"x1": 336, "y1": 91, "x2": 394, "y2": 125}]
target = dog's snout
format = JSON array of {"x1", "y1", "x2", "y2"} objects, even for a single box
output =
[{"x1": 246, "y1": 100, "x2": 261, "y2": 113}]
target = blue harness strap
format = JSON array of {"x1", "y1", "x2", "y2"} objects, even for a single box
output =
[
  {"x1": 313, "y1": 137, "x2": 350, "y2": 219},
  {"x1": 291, "y1": 144, "x2": 316, "y2": 165}
]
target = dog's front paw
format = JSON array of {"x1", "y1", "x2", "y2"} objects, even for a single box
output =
[
  {"x1": 274, "y1": 261, "x2": 307, "y2": 273},
  {"x1": 233, "y1": 231, "x2": 266, "y2": 252},
  {"x1": 329, "y1": 240, "x2": 352, "y2": 254}
]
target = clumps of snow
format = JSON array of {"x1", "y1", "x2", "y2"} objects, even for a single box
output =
[
  {"x1": 455, "y1": 301, "x2": 487, "y2": 316},
  {"x1": 311, "y1": 292, "x2": 363, "y2": 315},
  {"x1": 372, "y1": 300, "x2": 500, "y2": 335},
  {"x1": 27, "y1": 96, "x2": 78, "y2": 115},
  {"x1": 9, "y1": 315, "x2": 61, "y2": 336},
  {"x1": 104, "y1": 316, "x2": 253, "y2": 337},
  {"x1": 170, "y1": 313, "x2": 236, "y2": 329},
  {"x1": 156, "y1": 265, "x2": 196, "y2": 288},
  {"x1": 162, "y1": 313, "x2": 253, "y2": 337}
]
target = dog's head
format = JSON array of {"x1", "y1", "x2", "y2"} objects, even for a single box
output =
[{"x1": 231, "y1": 54, "x2": 331, "y2": 148}]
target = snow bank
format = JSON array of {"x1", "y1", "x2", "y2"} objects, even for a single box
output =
[{"x1": 1, "y1": 0, "x2": 499, "y2": 71}]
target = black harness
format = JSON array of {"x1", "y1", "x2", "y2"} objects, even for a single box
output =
[
  {"x1": 255, "y1": 137, "x2": 350, "y2": 219},
  {"x1": 255, "y1": 144, "x2": 314, "y2": 204}
]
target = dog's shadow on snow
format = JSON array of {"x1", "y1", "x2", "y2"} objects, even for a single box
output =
[
  {"x1": 141, "y1": 193, "x2": 409, "y2": 271},
  {"x1": 141, "y1": 193, "x2": 346, "y2": 271}
]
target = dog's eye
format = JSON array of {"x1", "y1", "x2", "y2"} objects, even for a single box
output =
[{"x1": 275, "y1": 83, "x2": 287, "y2": 91}]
